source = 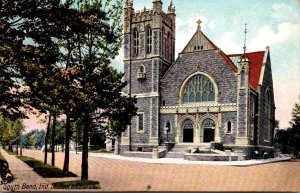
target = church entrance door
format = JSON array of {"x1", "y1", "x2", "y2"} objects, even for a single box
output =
[
  {"x1": 182, "y1": 119, "x2": 194, "y2": 143},
  {"x1": 202, "y1": 118, "x2": 215, "y2": 143}
]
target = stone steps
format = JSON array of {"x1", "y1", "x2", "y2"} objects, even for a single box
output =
[
  {"x1": 164, "y1": 152, "x2": 185, "y2": 158},
  {"x1": 165, "y1": 144, "x2": 213, "y2": 158}
]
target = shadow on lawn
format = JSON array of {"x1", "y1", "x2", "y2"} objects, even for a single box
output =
[{"x1": 16, "y1": 156, "x2": 77, "y2": 178}]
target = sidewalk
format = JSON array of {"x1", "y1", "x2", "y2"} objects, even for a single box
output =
[
  {"x1": 78, "y1": 151, "x2": 292, "y2": 166},
  {"x1": 0, "y1": 148, "x2": 53, "y2": 192}
]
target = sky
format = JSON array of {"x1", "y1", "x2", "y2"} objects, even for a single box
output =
[{"x1": 23, "y1": 0, "x2": 300, "y2": 131}]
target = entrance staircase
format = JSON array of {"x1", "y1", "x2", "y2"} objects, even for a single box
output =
[{"x1": 164, "y1": 144, "x2": 211, "y2": 158}]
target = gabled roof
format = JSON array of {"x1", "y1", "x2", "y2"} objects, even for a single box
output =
[
  {"x1": 228, "y1": 51, "x2": 266, "y2": 91},
  {"x1": 181, "y1": 29, "x2": 238, "y2": 73}
]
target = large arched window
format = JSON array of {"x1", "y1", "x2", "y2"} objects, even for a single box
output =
[
  {"x1": 133, "y1": 28, "x2": 139, "y2": 56},
  {"x1": 146, "y1": 26, "x2": 152, "y2": 54},
  {"x1": 183, "y1": 75, "x2": 215, "y2": 103}
]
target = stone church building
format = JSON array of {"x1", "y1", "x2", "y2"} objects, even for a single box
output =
[{"x1": 120, "y1": 0, "x2": 276, "y2": 159}]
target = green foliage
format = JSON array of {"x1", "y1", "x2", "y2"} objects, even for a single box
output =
[
  {"x1": 52, "y1": 180, "x2": 100, "y2": 189},
  {"x1": 47, "y1": 120, "x2": 66, "y2": 145},
  {"x1": 274, "y1": 99, "x2": 300, "y2": 158},
  {"x1": 16, "y1": 156, "x2": 77, "y2": 178},
  {"x1": 1, "y1": 0, "x2": 137, "y2": 180},
  {"x1": 0, "y1": 114, "x2": 24, "y2": 147},
  {"x1": 0, "y1": 152, "x2": 14, "y2": 184},
  {"x1": 289, "y1": 102, "x2": 300, "y2": 128},
  {"x1": 0, "y1": 153, "x2": 7, "y2": 164},
  {"x1": 3, "y1": 149, "x2": 17, "y2": 155},
  {"x1": 89, "y1": 150, "x2": 113, "y2": 154},
  {"x1": 20, "y1": 129, "x2": 46, "y2": 149},
  {"x1": 275, "y1": 120, "x2": 279, "y2": 129}
]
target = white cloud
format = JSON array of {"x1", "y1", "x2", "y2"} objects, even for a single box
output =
[
  {"x1": 208, "y1": 21, "x2": 216, "y2": 30},
  {"x1": 272, "y1": 3, "x2": 299, "y2": 22},
  {"x1": 248, "y1": 22, "x2": 300, "y2": 52},
  {"x1": 217, "y1": 21, "x2": 300, "y2": 54}
]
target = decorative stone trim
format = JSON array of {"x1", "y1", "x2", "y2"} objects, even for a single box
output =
[
  {"x1": 133, "y1": 92, "x2": 159, "y2": 98},
  {"x1": 160, "y1": 103, "x2": 237, "y2": 114}
]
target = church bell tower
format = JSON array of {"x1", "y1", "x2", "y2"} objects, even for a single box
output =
[{"x1": 121, "y1": 0, "x2": 176, "y2": 152}]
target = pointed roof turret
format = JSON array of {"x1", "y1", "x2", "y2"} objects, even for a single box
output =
[
  {"x1": 168, "y1": 0, "x2": 175, "y2": 13},
  {"x1": 125, "y1": 0, "x2": 133, "y2": 8}
]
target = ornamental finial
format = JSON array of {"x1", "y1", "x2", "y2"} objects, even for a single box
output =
[
  {"x1": 197, "y1": 19, "x2": 202, "y2": 31},
  {"x1": 243, "y1": 23, "x2": 247, "y2": 55}
]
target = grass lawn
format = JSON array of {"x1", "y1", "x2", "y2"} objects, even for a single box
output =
[
  {"x1": 4, "y1": 149, "x2": 17, "y2": 155},
  {"x1": 52, "y1": 180, "x2": 100, "y2": 189},
  {"x1": 89, "y1": 150, "x2": 114, "y2": 154},
  {"x1": 16, "y1": 156, "x2": 77, "y2": 178},
  {"x1": 0, "y1": 152, "x2": 7, "y2": 163}
]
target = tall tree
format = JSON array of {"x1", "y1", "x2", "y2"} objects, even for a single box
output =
[
  {"x1": 289, "y1": 101, "x2": 300, "y2": 128},
  {"x1": 68, "y1": 0, "x2": 137, "y2": 180}
]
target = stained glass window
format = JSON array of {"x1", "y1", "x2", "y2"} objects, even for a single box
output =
[
  {"x1": 202, "y1": 119, "x2": 215, "y2": 128},
  {"x1": 183, "y1": 75, "x2": 215, "y2": 103},
  {"x1": 137, "y1": 113, "x2": 143, "y2": 131},
  {"x1": 183, "y1": 119, "x2": 193, "y2": 130}
]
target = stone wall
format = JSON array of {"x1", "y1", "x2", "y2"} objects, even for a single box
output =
[
  {"x1": 220, "y1": 112, "x2": 237, "y2": 144},
  {"x1": 258, "y1": 55, "x2": 275, "y2": 146}
]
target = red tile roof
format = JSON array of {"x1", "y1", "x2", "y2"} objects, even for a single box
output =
[{"x1": 228, "y1": 51, "x2": 265, "y2": 91}]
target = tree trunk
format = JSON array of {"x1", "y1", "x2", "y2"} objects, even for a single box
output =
[
  {"x1": 63, "y1": 115, "x2": 71, "y2": 174},
  {"x1": 81, "y1": 114, "x2": 89, "y2": 180},
  {"x1": 114, "y1": 136, "x2": 121, "y2": 155},
  {"x1": 51, "y1": 115, "x2": 57, "y2": 166},
  {"x1": 16, "y1": 140, "x2": 19, "y2": 155},
  {"x1": 44, "y1": 115, "x2": 51, "y2": 164}
]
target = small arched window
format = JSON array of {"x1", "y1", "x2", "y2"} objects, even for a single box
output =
[
  {"x1": 139, "y1": 65, "x2": 145, "y2": 73},
  {"x1": 183, "y1": 75, "x2": 215, "y2": 103},
  {"x1": 133, "y1": 28, "x2": 139, "y2": 56},
  {"x1": 227, "y1": 121, "x2": 232, "y2": 133},
  {"x1": 146, "y1": 26, "x2": 152, "y2": 54}
]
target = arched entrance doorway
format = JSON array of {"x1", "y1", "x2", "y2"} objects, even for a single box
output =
[
  {"x1": 202, "y1": 118, "x2": 215, "y2": 142},
  {"x1": 182, "y1": 119, "x2": 194, "y2": 143}
]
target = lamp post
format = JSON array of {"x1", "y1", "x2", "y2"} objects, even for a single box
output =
[
  {"x1": 76, "y1": 126, "x2": 79, "y2": 154},
  {"x1": 165, "y1": 122, "x2": 171, "y2": 142}
]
